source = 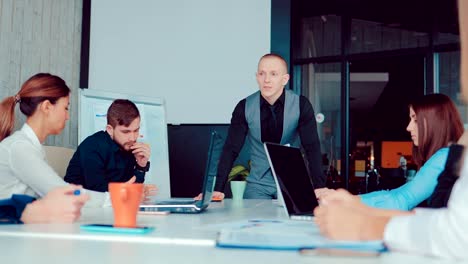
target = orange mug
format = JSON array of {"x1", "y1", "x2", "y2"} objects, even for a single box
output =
[{"x1": 109, "y1": 182, "x2": 143, "y2": 228}]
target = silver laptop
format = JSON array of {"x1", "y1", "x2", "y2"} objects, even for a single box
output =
[
  {"x1": 139, "y1": 131, "x2": 218, "y2": 213},
  {"x1": 264, "y1": 142, "x2": 319, "y2": 220}
]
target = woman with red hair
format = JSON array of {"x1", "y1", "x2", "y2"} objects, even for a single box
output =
[{"x1": 0, "y1": 73, "x2": 108, "y2": 208}]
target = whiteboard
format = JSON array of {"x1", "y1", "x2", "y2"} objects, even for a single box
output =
[
  {"x1": 89, "y1": 0, "x2": 271, "y2": 124},
  {"x1": 79, "y1": 89, "x2": 171, "y2": 198}
]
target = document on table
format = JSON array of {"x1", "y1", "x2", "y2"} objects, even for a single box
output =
[{"x1": 215, "y1": 219, "x2": 385, "y2": 251}]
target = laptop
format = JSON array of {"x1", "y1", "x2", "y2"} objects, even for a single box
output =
[
  {"x1": 264, "y1": 142, "x2": 319, "y2": 220},
  {"x1": 139, "y1": 131, "x2": 218, "y2": 213}
]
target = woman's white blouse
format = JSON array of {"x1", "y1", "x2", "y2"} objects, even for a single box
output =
[{"x1": 0, "y1": 124, "x2": 109, "y2": 207}]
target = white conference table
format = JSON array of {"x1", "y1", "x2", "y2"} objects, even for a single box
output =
[{"x1": 0, "y1": 199, "x2": 453, "y2": 264}]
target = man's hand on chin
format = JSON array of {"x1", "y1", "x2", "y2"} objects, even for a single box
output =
[{"x1": 131, "y1": 142, "x2": 151, "y2": 167}]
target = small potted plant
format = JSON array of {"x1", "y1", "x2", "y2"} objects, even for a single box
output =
[
  {"x1": 228, "y1": 162, "x2": 250, "y2": 200},
  {"x1": 228, "y1": 163, "x2": 250, "y2": 182}
]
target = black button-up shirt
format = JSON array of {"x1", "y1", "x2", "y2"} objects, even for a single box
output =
[
  {"x1": 64, "y1": 131, "x2": 145, "y2": 192},
  {"x1": 214, "y1": 89, "x2": 325, "y2": 192}
]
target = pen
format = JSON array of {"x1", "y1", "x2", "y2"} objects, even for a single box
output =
[
  {"x1": 73, "y1": 189, "x2": 86, "y2": 196},
  {"x1": 248, "y1": 219, "x2": 282, "y2": 223}
]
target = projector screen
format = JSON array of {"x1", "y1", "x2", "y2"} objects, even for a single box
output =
[{"x1": 89, "y1": 0, "x2": 271, "y2": 124}]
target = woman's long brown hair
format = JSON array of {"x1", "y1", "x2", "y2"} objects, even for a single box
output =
[{"x1": 411, "y1": 93, "x2": 464, "y2": 167}]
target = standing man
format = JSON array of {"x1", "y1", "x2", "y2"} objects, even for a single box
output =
[
  {"x1": 65, "y1": 99, "x2": 152, "y2": 192},
  {"x1": 212, "y1": 53, "x2": 326, "y2": 199}
]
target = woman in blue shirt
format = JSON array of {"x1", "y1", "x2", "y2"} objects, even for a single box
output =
[{"x1": 317, "y1": 94, "x2": 464, "y2": 210}]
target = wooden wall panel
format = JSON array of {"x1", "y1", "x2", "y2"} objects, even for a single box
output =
[{"x1": 0, "y1": 0, "x2": 82, "y2": 148}]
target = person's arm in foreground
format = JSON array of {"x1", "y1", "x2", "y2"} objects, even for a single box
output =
[
  {"x1": 383, "y1": 151, "x2": 468, "y2": 259},
  {"x1": 314, "y1": 189, "x2": 412, "y2": 240},
  {"x1": 0, "y1": 194, "x2": 35, "y2": 224},
  {"x1": 315, "y1": 154, "x2": 468, "y2": 259},
  {"x1": 0, "y1": 185, "x2": 89, "y2": 224},
  {"x1": 21, "y1": 185, "x2": 89, "y2": 223}
]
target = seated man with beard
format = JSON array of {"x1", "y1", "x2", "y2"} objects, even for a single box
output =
[{"x1": 64, "y1": 99, "x2": 151, "y2": 192}]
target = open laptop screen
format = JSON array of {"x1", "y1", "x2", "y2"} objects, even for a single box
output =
[
  {"x1": 196, "y1": 131, "x2": 220, "y2": 207},
  {"x1": 264, "y1": 143, "x2": 319, "y2": 216}
]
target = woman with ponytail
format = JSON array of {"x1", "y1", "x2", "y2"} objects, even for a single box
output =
[{"x1": 0, "y1": 73, "x2": 110, "y2": 207}]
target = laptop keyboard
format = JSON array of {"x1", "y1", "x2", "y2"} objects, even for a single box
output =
[{"x1": 156, "y1": 200, "x2": 196, "y2": 205}]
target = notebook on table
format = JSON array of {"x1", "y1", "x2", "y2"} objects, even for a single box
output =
[
  {"x1": 216, "y1": 143, "x2": 385, "y2": 252},
  {"x1": 264, "y1": 142, "x2": 319, "y2": 221},
  {"x1": 139, "y1": 131, "x2": 219, "y2": 214},
  {"x1": 215, "y1": 219, "x2": 386, "y2": 252}
]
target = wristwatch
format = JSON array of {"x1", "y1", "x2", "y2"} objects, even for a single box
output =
[{"x1": 135, "y1": 161, "x2": 150, "y2": 172}]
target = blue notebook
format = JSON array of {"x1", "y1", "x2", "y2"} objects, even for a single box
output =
[{"x1": 215, "y1": 219, "x2": 386, "y2": 252}]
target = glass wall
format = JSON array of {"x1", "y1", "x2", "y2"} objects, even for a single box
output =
[
  {"x1": 438, "y1": 51, "x2": 467, "y2": 123},
  {"x1": 293, "y1": 1, "x2": 460, "y2": 190},
  {"x1": 300, "y1": 63, "x2": 343, "y2": 188},
  {"x1": 347, "y1": 56, "x2": 425, "y2": 194},
  {"x1": 437, "y1": 32, "x2": 460, "y2": 45},
  {"x1": 350, "y1": 19, "x2": 429, "y2": 54},
  {"x1": 297, "y1": 15, "x2": 341, "y2": 59}
]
